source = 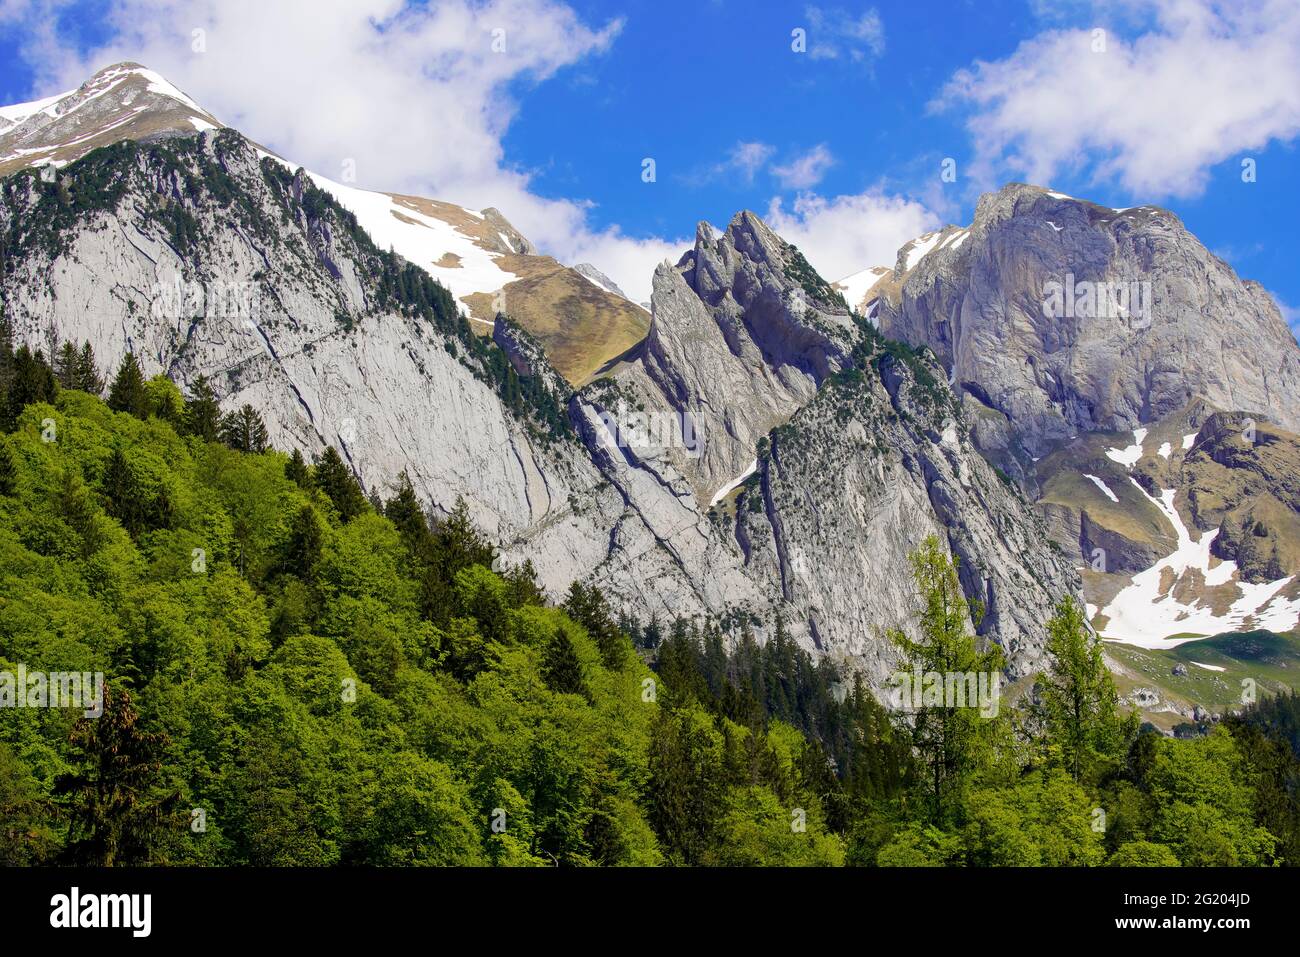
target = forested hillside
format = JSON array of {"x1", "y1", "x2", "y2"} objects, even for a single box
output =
[{"x1": 2, "y1": 332, "x2": 1299, "y2": 867}]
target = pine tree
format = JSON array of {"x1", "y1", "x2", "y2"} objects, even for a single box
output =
[
  {"x1": 76, "y1": 342, "x2": 104, "y2": 396},
  {"x1": 182, "y1": 375, "x2": 221, "y2": 442},
  {"x1": 541, "y1": 628, "x2": 588, "y2": 698},
  {"x1": 437, "y1": 495, "x2": 495, "y2": 574},
  {"x1": 3, "y1": 345, "x2": 58, "y2": 429},
  {"x1": 282, "y1": 505, "x2": 323, "y2": 582},
  {"x1": 55, "y1": 685, "x2": 180, "y2": 866},
  {"x1": 106, "y1": 353, "x2": 148, "y2": 418},
  {"x1": 647, "y1": 707, "x2": 725, "y2": 865},
  {"x1": 285, "y1": 448, "x2": 312, "y2": 489},
  {"x1": 563, "y1": 581, "x2": 626, "y2": 670},
  {"x1": 0, "y1": 312, "x2": 14, "y2": 401},
  {"x1": 219, "y1": 404, "x2": 270, "y2": 453},
  {"x1": 101, "y1": 446, "x2": 145, "y2": 537},
  {"x1": 313, "y1": 446, "x2": 366, "y2": 522},
  {"x1": 384, "y1": 471, "x2": 431, "y2": 556},
  {"x1": 55, "y1": 341, "x2": 81, "y2": 389}
]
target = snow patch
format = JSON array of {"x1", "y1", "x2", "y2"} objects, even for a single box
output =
[
  {"x1": 298, "y1": 169, "x2": 520, "y2": 306},
  {"x1": 902, "y1": 232, "x2": 943, "y2": 271},
  {"x1": 832, "y1": 265, "x2": 889, "y2": 310},
  {"x1": 1157, "y1": 441, "x2": 1172, "y2": 459},
  {"x1": 1100, "y1": 481, "x2": 1300, "y2": 647},
  {"x1": 1105, "y1": 428, "x2": 1148, "y2": 468},
  {"x1": 1084, "y1": 474, "x2": 1119, "y2": 503},
  {"x1": 709, "y1": 459, "x2": 759, "y2": 508}
]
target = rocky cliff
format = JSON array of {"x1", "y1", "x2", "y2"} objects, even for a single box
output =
[
  {"x1": 0, "y1": 127, "x2": 1079, "y2": 693},
  {"x1": 876, "y1": 183, "x2": 1300, "y2": 473}
]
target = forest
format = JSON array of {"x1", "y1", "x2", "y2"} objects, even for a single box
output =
[{"x1": 1, "y1": 327, "x2": 1298, "y2": 867}]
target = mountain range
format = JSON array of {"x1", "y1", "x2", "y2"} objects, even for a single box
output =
[{"x1": 4, "y1": 61, "x2": 1299, "y2": 722}]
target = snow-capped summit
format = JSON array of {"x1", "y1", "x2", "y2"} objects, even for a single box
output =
[{"x1": 0, "y1": 61, "x2": 220, "y2": 177}]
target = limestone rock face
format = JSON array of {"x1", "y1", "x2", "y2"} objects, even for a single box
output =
[
  {"x1": 578, "y1": 212, "x2": 1080, "y2": 684},
  {"x1": 0, "y1": 131, "x2": 1082, "y2": 697},
  {"x1": 877, "y1": 183, "x2": 1300, "y2": 464},
  {"x1": 637, "y1": 215, "x2": 857, "y2": 503}
]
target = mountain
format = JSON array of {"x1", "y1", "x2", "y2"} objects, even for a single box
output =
[
  {"x1": 0, "y1": 63, "x2": 1080, "y2": 695},
  {"x1": 0, "y1": 62, "x2": 221, "y2": 177},
  {"x1": 0, "y1": 62, "x2": 645, "y2": 387},
  {"x1": 849, "y1": 182, "x2": 1300, "y2": 654},
  {"x1": 874, "y1": 184, "x2": 1300, "y2": 464}
]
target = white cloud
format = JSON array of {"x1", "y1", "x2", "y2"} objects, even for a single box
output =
[
  {"x1": 935, "y1": 0, "x2": 1300, "y2": 198},
  {"x1": 772, "y1": 143, "x2": 835, "y2": 189},
  {"x1": 1, "y1": 0, "x2": 685, "y2": 301},
  {"x1": 806, "y1": 5, "x2": 885, "y2": 62},
  {"x1": 686, "y1": 140, "x2": 776, "y2": 187},
  {"x1": 764, "y1": 188, "x2": 941, "y2": 283},
  {"x1": 1271, "y1": 291, "x2": 1300, "y2": 338}
]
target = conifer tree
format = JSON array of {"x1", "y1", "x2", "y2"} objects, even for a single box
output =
[
  {"x1": 219, "y1": 403, "x2": 270, "y2": 453},
  {"x1": 0, "y1": 312, "x2": 13, "y2": 400},
  {"x1": 1034, "y1": 596, "x2": 1135, "y2": 781},
  {"x1": 542, "y1": 628, "x2": 588, "y2": 698},
  {"x1": 384, "y1": 471, "x2": 430, "y2": 554},
  {"x1": 282, "y1": 505, "x2": 324, "y2": 582},
  {"x1": 76, "y1": 342, "x2": 104, "y2": 396},
  {"x1": 437, "y1": 496, "x2": 494, "y2": 573},
  {"x1": 3, "y1": 345, "x2": 58, "y2": 429},
  {"x1": 107, "y1": 352, "x2": 148, "y2": 418},
  {"x1": 101, "y1": 446, "x2": 145, "y2": 537},
  {"x1": 55, "y1": 341, "x2": 81, "y2": 389},
  {"x1": 887, "y1": 534, "x2": 1005, "y2": 825},
  {"x1": 182, "y1": 375, "x2": 221, "y2": 442},
  {"x1": 0, "y1": 440, "x2": 15, "y2": 496},
  {"x1": 55, "y1": 685, "x2": 180, "y2": 866},
  {"x1": 563, "y1": 581, "x2": 626, "y2": 670},
  {"x1": 313, "y1": 446, "x2": 366, "y2": 522},
  {"x1": 285, "y1": 448, "x2": 312, "y2": 489}
]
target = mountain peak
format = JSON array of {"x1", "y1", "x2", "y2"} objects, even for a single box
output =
[{"x1": 0, "y1": 61, "x2": 221, "y2": 178}]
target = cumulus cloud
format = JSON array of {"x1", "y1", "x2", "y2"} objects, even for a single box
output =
[
  {"x1": 935, "y1": 0, "x2": 1300, "y2": 198},
  {"x1": 805, "y1": 5, "x2": 885, "y2": 62},
  {"x1": 0, "y1": 0, "x2": 689, "y2": 301},
  {"x1": 772, "y1": 144, "x2": 835, "y2": 189},
  {"x1": 764, "y1": 188, "x2": 941, "y2": 283}
]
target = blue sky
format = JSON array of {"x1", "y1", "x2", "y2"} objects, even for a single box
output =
[{"x1": 2, "y1": 0, "x2": 1298, "y2": 320}]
